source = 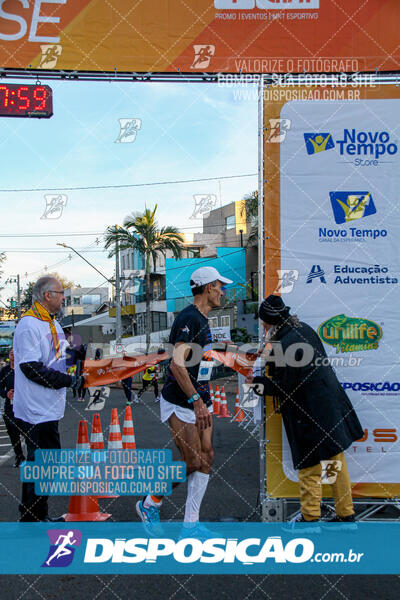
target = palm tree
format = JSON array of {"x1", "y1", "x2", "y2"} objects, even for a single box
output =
[{"x1": 104, "y1": 205, "x2": 185, "y2": 351}]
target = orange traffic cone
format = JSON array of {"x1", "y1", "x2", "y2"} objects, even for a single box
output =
[
  {"x1": 76, "y1": 419, "x2": 90, "y2": 450},
  {"x1": 213, "y1": 385, "x2": 221, "y2": 415},
  {"x1": 108, "y1": 408, "x2": 123, "y2": 449},
  {"x1": 90, "y1": 413, "x2": 118, "y2": 499},
  {"x1": 209, "y1": 384, "x2": 214, "y2": 408},
  {"x1": 233, "y1": 388, "x2": 245, "y2": 422},
  {"x1": 218, "y1": 386, "x2": 231, "y2": 418},
  {"x1": 122, "y1": 405, "x2": 136, "y2": 449},
  {"x1": 63, "y1": 420, "x2": 111, "y2": 522},
  {"x1": 90, "y1": 413, "x2": 104, "y2": 450}
]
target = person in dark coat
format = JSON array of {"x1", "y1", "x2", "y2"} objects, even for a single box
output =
[
  {"x1": 0, "y1": 350, "x2": 25, "y2": 467},
  {"x1": 247, "y1": 295, "x2": 364, "y2": 525}
]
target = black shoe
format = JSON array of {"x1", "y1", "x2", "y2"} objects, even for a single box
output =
[
  {"x1": 42, "y1": 515, "x2": 65, "y2": 522},
  {"x1": 324, "y1": 514, "x2": 357, "y2": 531},
  {"x1": 14, "y1": 456, "x2": 25, "y2": 468}
]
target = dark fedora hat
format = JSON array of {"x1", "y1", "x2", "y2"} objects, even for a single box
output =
[{"x1": 258, "y1": 294, "x2": 290, "y2": 325}]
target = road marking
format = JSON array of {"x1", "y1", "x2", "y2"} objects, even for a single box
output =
[
  {"x1": 0, "y1": 448, "x2": 13, "y2": 464},
  {"x1": 0, "y1": 443, "x2": 11, "y2": 447}
]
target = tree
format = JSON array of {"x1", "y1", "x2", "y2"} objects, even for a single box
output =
[
  {"x1": 0, "y1": 252, "x2": 6, "y2": 291},
  {"x1": 104, "y1": 205, "x2": 185, "y2": 351},
  {"x1": 20, "y1": 281, "x2": 34, "y2": 312},
  {"x1": 41, "y1": 271, "x2": 76, "y2": 289},
  {"x1": 240, "y1": 190, "x2": 258, "y2": 247}
]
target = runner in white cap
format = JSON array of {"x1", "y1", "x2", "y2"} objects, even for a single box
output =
[{"x1": 136, "y1": 266, "x2": 232, "y2": 538}]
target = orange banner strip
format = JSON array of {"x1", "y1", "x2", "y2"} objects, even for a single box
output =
[{"x1": 82, "y1": 352, "x2": 169, "y2": 387}]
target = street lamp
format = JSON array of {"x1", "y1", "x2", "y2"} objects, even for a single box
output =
[{"x1": 56, "y1": 241, "x2": 122, "y2": 345}]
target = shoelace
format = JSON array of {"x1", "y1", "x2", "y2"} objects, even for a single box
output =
[{"x1": 147, "y1": 506, "x2": 161, "y2": 522}]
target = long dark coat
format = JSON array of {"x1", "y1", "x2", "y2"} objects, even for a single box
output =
[{"x1": 253, "y1": 321, "x2": 364, "y2": 470}]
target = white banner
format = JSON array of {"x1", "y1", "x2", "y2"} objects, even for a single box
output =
[{"x1": 279, "y1": 98, "x2": 400, "y2": 484}]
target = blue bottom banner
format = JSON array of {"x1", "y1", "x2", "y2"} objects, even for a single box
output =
[{"x1": 0, "y1": 522, "x2": 399, "y2": 574}]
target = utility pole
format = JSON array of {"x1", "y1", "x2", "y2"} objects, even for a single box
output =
[
  {"x1": 115, "y1": 225, "x2": 122, "y2": 345},
  {"x1": 16, "y1": 274, "x2": 21, "y2": 320},
  {"x1": 5, "y1": 275, "x2": 21, "y2": 320}
]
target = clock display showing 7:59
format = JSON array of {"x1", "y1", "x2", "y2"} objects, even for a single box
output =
[{"x1": 0, "y1": 83, "x2": 53, "y2": 118}]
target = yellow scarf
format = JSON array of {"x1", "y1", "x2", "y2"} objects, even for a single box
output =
[{"x1": 23, "y1": 301, "x2": 61, "y2": 360}]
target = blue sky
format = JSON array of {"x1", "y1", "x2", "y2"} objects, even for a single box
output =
[{"x1": 0, "y1": 79, "x2": 257, "y2": 302}]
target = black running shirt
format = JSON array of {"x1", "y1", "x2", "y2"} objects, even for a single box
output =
[{"x1": 162, "y1": 304, "x2": 212, "y2": 409}]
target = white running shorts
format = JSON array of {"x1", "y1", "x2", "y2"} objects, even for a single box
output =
[{"x1": 160, "y1": 396, "x2": 213, "y2": 424}]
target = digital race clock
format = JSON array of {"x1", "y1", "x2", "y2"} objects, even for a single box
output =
[{"x1": 0, "y1": 84, "x2": 53, "y2": 118}]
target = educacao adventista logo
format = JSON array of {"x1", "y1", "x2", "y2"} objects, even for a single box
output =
[{"x1": 318, "y1": 314, "x2": 382, "y2": 353}]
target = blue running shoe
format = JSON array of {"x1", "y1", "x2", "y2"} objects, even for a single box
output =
[
  {"x1": 283, "y1": 513, "x2": 321, "y2": 535},
  {"x1": 136, "y1": 500, "x2": 164, "y2": 536},
  {"x1": 179, "y1": 522, "x2": 219, "y2": 542}
]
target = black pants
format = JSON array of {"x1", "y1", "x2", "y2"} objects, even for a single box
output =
[
  {"x1": 121, "y1": 377, "x2": 132, "y2": 403},
  {"x1": 138, "y1": 378, "x2": 158, "y2": 399},
  {"x1": 3, "y1": 401, "x2": 24, "y2": 459},
  {"x1": 19, "y1": 419, "x2": 61, "y2": 522}
]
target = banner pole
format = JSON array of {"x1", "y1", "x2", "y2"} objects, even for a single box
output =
[{"x1": 258, "y1": 75, "x2": 268, "y2": 521}]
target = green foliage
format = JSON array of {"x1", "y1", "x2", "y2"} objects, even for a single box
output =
[{"x1": 230, "y1": 327, "x2": 252, "y2": 343}]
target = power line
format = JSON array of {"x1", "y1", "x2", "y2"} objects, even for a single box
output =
[
  {"x1": 0, "y1": 174, "x2": 257, "y2": 193},
  {"x1": 0, "y1": 220, "x2": 253, "y2": 239},
  {"x1": 0, "y1": 232, "x2": 103, "y2": 238}
]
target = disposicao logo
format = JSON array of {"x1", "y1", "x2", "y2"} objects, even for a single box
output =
[
  {"x1": 329, "y1": 192, "x2": 376, "y2": 225},
  {"x1": 304, "y1": 133, "x2": 335, "y2": 155},
  {"x1": 318, "y1": 314, "x2": 382, "y2": 353},
  {"x1": 84, "y1": 536, "x2": 315, "y2": 564},
  {"x1": 42, "y1": 529, "x2": 82, "y2": 568}
]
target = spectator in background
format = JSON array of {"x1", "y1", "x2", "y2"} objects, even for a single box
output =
[
  {"x1": 137, "y1": 365, "x2": 161, "y2": 402},
  {"x1": 0, "y1": 349, "x2": 25, "y2": 467}
]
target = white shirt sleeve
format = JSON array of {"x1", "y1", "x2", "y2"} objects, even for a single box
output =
[{"x1": 14, "y1": 327, "x2": 43, "y2": 365}]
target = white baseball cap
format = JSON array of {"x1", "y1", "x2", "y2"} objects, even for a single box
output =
[{"x1": 190, "y1": 266, "x2": 233, "y2": 288}]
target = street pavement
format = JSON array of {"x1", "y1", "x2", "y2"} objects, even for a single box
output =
[{"x1": 0, "y1": 378, "x2": 399, "y2": 599}]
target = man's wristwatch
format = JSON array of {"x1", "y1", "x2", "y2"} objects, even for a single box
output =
[{"x1": 188, "y1": 392, "x2": 200, "y2": 404}]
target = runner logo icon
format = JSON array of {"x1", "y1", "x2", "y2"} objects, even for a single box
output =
[
  {"x1": 304, "y1": 133, "x2": 335, "y2": 155},
  {"x1": 329, "y1": 192, "x2": 376, "y2": 225},
  {"x1": 42, "y1": 529, "x2": 82, "y2": 568}
]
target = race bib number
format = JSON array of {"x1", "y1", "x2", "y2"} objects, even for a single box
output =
[{"x1": 197, "y1": 360, "x2": 214, "y2": 382}]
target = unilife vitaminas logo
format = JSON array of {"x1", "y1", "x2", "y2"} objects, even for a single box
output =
[{"x1": 318, "y1": 314, "x2": 382, "y2": 353}]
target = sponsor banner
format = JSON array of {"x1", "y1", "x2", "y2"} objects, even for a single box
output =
[
  {"x1": 0, "y1": 522, "x2": 399, "y2": 574},
  {"x1": 264, "y1": 85, "x2": 400, "y2": 497},
  {"x1": 0, "y1": 1, "x2": 400, "y2": 72}
]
